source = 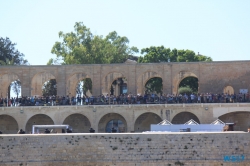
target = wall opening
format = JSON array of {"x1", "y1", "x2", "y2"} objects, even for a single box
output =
[
  {"x1": 171, "y1": 112, "x2": 200, "y2": 124},
  {"x1": 178, "y1": 76, "x2": 198, "y2": 95},
  {"x1": 110, "y1": 77, "x2": 127, "y2": 96},
  {"x1": 98, "y1": 113, "x2": 127, "y2": 133},
  {"x1": 144, "y1": 77, "x2": 162, "y2": 95},
  {"x1": 106, "y1": 120, "x2": 125, "y2": 133},
  {"x1": 25, "y1": 114, "x2": 54, "y2": 133},
  {"x1": 42, "y1": 79, "x2": 57, "y2": 97},
  {"x1": 219, "y1": 112, "x2": 250, "y2": 131},
  {"x1": 63, "y1": 114, "x2": 91, "y2": 133},
  {"x1": 223, "y1": 86, "x2": 234, "y2": 95},
  {"x1": 0, "y1": 115, "x2": 18, "y2": 134},
  {"x1": 134, "y1": 112, "x2": 162, "y2": 132},
  {"x1": 8, "y1": 79, "x2": 22, "y2": 106},
  {"x1": 75, "y1": 78, "x2": 92, "y2": 97}
]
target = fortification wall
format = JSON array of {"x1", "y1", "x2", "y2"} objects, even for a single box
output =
[{"x1": 0, "y1": 132, "x2": 249, "y2": 165}]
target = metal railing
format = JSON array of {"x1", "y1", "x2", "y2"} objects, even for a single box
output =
[{"x1": 1, "y1": 94, "x2": 250, "y2": 107}]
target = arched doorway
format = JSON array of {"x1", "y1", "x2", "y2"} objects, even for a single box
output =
[
  {"x1": 171, "y1": 112, "x2": 200, "y2": 124},
  {"x1": 136, "y1": 71, "x2": 162, "y2": 95},
  {"x1": 219, "y1": 112, "x2": 250, "y2": 131},
  {"x1": 106, "y1": 119, "x2": 125, "y2": 133},
  {"x1": 66, "y1": 73, "x2": 92, "y2": 97},
  {"x1": 42, "y1": 79, "x2": 57, "y2": 97},
  {"x1": 144, "y1": 77, "x2": 163, "y2": 95},
  {"x1": 98, "y1": 113, "x2": 127, "y2": 133},
  {"x1": 223, "y1": 86, "x2": 234, "y2": 95},
  {"x1": 76, "y1": 78, "x2": 92, "y2": 97},
  {"x1": 8, "y1": 79, "x2": 22, "y2": 106},
  {"x1": 102, "y1": 72, "x2": 126, "y2": 95},
  {"x1": 178, "y1": 76, "x2": 198, "y2": 95},
  {"x1": 0, "y1": 115, "x2": 18, "y2": 134},
  {"x1": 31, "y1": 72, "x2": 56, "y2": 96},
  {"x1": 110, "y1": 77, "x2": 127, "y2": 96},
  {"x1": 63, "y1": 114, "x2": 91, "y2": 133},
  {"x1": 134, "y1": 112, "x2": 162, "y2": 132},
  {"x1": 25, "y1": 114, "x2": 54, "y2": 133},
  {"x1": 0, "y1": 73, "x2": 20, "y2": 100}
]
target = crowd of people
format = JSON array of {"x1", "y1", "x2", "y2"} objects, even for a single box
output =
[{"x1": 0, "y1": 92, "x2": 250, "y2": 107}]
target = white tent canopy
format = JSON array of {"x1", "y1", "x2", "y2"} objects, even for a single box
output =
[
  {"x1": 211, "y1": 119, "x2": 225, "y2": 125},
  {"x1": 151, "y1": 119, "x2": 225, "y2": 132},
  {"x1": 184, "y1": 119, "x2": 199, "y2": 125},
  {"x1": 157, "y1": 119, "x2": 172, "y2": 125}
]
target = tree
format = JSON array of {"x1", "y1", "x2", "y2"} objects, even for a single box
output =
[
  {"x1": 0, "y1": 37, "x2": 28, "y2": 98},
  {"x1": 42, "y1": 79, "x2": 57, "y2": 96},
  {"x1": 11, "y1": 79, "x2": 21, "y2": 98},
  {"x1": 50, "y1": 22, "x2": 138, "y2": 65},
  {"x1": 178, "y1": 86, "x2": 193, "y2": 95},
  {"x1": 138, "y1": 46, "x2": 212, "y2": 94},
  {"x1": 145, "y1": 78, "x2": 163, "y2": 95},
  {"x1": 179, "y1": 77, "x2": 198, "y2": 94},
  {"x1": 138, "y1": 46, "x2": 212, "y2": 63},
  {"x1": 138, "y1": 46, "x2": 171, "y2": 63},
  {"x1": 0, "y1": 37, "x2": 28, "y2": 65},
  {"x1": 76, "y1": 78, "x2": 92, "y2": 97},
  {"x1": 50, "y1": 22, "x2": 138, "y2": 96},
  {"x1": 82, "y1": 78, "x2": 92, "y2": 96}
]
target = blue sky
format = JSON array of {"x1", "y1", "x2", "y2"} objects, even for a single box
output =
[{"x1": 1, "y1": 0, "x2": 250, "y2": 65}]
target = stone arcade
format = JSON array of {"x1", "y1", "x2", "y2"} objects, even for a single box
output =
[{"x1": 1, "y1": 60, "x2": 250, "y2": 97}]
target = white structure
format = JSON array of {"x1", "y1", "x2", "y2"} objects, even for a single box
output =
[
  {"x1": 32, "y1": 125, "x2": 70, "y2": 134},
  {"x1": 150, "y1": 119, "x2": 225, "y2": 132}
]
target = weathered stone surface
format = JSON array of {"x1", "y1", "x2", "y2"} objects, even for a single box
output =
[
  {"x1": 1, "y1": 103, "x2": 250, "y2": 134},
  {"x1": 1, "y1": 61, "x2": 250, "y2": 97},
  {"x1": 0, "y1": 132, "x2": 249, "y2": 165}
]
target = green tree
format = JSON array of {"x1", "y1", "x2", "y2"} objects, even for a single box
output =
[
  {"x1": 0, "y1": 37, "x2": 28, "y2": 65},
  {"x1": 76, "y1": 78, "x2": 92, "y2": 97},
  {"x1": 138, "y1": 46, "x2": 212, "y2": 63},
  {"x1": 178, "y1": 86, "x2": 193, "y2": 95},
  {"x1": 50, "y1": 22, "x2": 138, "y2": 96},
  {"x1": 138, "y1": 46, "x2": 171, "y2": 63},
  {"x1": 82, "y1": 78, "x2": 92, "y2": 96},
  {"x1": 42, "y1": 79, "x2": 57, "y2": 96},
  {"x1": 138, "y1": 46, "x2": 212, "y2": 94},
  {"x1": 50, "y1": 22, "x2": 138, "y2": 65},
  {"x1": 145, "y1": 77, "x2": 162, "y2": 95},
  {"x1": 179, "y1": 77, "x2": 198, "y2": 94},
  {"x1": 11, "y1": 79, "x2": 21, "y2": 98},
  {"x1": 0, "y1": 37, "x2": 28, "y2": 97}
]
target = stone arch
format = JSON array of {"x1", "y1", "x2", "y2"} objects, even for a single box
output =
[
  {"x1": 25, "y1": 114, "x2": 54, "y2": 133},
  {"x1": 219, "y1": 112, "x2": 250, "y2": 131},
  {"x1": 223, "y1": 85, "x2": 234, "y2": 94},
  {"x1": 63, "y1": 113, "x2": 91, "y2": 133},
  {"x1": 134, "y1": 112, "x2": 162, "y2": 132},
  {"x1": 102, "y1": 72, "x2": 126, "y2": 95},
  {"x1": 98, "y1": 113, "x2": 127, "y2": 133},
  {"x1": 0, "y1": 73, "x2": 20, "y2": 98},
  {"x1": 173, "y1": 71, "x2": 198, "y2": 95},
  {"x1": 31, "y1": 72, "x2": 56, "y2": 96},
  {"x1": 171, "y1": 112, "x2": 200, "y2": 124},
  {"x1": 0, "y1": 114, "x2": 19, "y2": 134},
  {"x1": 137, "y1": 71, "x2": 162, "y2": 95},
  {"x1": 66, "y1": 73, "x2": 92, "y2": 97}
]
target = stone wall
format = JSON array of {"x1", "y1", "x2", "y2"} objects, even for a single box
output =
[
  {"x1": 1, "y1": 103, "x2": 250, "y2": 134},
  {"x1": 1, "y1": 61, "x2": 250, "y2": 97},
  {"x1": 0, "y1": 132, "x2": 249, "y2": 165}
]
